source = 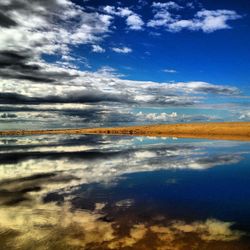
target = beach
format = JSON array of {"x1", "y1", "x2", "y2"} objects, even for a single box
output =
[{"x1": 1, "y1": 122, "x2": 250, "y2": 141}]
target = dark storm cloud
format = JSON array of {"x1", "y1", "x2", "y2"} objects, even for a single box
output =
[
  {"x1": 60, "y1": 108, "x2": 135, "y2": 124},
  {"x1": 0, "y1": 0, "x2": 73, "y2": 12},
  {"x1": 0, "y1": 11, "x2": 17, "y2": 27},
  {"x1": 0, "y1": 106, "x2": 36, "y2": 111},
  {"x1": 0, "y1": 91, "x2": 134, "y2": 105},
  {"x1": 194, "y1": 85, "x2": 241, "y2": 95},
  {"x1": 0, "y1": 92, "x2": 44, "y2": 104},
  {"x1": 0, "y1": 104, "x2": 137, "y2": 130},
  {"x1": 0, "y1": 0, "x2": 98, "y2": 83},
  {"x1": 0, "y1": 113, "x2": 17, "y2": 118},
  {"x1": 0, "y1": 51, "x2": 37, "y2": 68},
  {"x1": 0, "y1": 134, "x2": 107, "y2": 151},
  {"x1": 61, "y1": 109, "x2": 104, "y2": 119},
  {"x1": 0, "y1": 50, "x2": 54, "y2": 83},
  {"x1": 0, "y1": 72, "x2": 56, "y2": 83},
  {"x1": 0, "y1": 172, "x2": 77, "y2": 206},
  {"x1": 0, "y1": 150, "x2": 123, "y2": 165},
  {"x1": 0, "y1": 51, "x2": 79, "y2": 83},
  {"x1": 0, "y1": 91, "x2": 198, "y2": 107},
  {"x1": 152, "y1": 96, "x2": 195, "y2": 106}
]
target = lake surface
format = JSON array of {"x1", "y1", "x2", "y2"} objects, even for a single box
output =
[{"x1": 0, "y1": 134, "x2": 250, "y2": 249}]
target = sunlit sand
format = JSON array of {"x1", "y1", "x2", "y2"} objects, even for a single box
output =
[{"x1": 1, "y1": 122, "x2": 250, "y2": 141}]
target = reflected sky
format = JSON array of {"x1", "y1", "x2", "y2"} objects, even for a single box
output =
[{"x1": 0, "y1": 135, "x2": 250, "y2": 249}]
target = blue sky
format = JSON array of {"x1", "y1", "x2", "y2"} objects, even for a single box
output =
[
  {"x1": 0, "y1": 0, "x2": 249, "y2": 129},
  {"x1": 80, "y1": 0, "x2": 250, "y2": 85}
]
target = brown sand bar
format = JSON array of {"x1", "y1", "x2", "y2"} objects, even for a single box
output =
[{"x1": 0, "y1": 122, "x2": 250, "y2": 141}]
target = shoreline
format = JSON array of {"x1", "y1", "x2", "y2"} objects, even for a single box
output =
[{"x1": 1, "y1": 122, "x2": 250, "y2": 141}]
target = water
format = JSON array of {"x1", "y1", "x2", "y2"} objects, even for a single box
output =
[{"x1": 0, "y1": 134, "x2": 250, "y2": 249}]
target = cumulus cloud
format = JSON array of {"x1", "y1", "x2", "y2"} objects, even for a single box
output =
[
  {"x1": 126, "y1": 14, "x2": 144, "y2": 30},
  {"x1": 170, "y1": 10, "x2": 241, "y2": 33},
  {"x1": 92, "y1": 44, "x2": 105, "y2": 53},
  {"x1": 136, "y1": 111, "x2": 177, "y2": 122},
  {"x1": 194, "y1": 9, "x2": 241, "y2": 33},
  {"x1": 239, "y1": 111, "x2": 250, "y2": 120},
  {"x1": 0, "y1": 0, "x2": 112, "y2": 63},
  {"x1": 135, "y1": 111, "x2": 218, "y2": 123},
  {"x1": 148, "y1": 2, "x2": 241, "y2": 33},
  {"x1": 103, "y1": 6, "x2": 144, "y2": 30}
]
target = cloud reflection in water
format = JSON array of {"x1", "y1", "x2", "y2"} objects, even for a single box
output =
[{"x1": 0, "y1": 135, "x2": 250, "y2": 249}]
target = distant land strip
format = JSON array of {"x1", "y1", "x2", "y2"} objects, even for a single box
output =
[{"x1": 1, "y1": 122, "x2": 250, "y2": 141}]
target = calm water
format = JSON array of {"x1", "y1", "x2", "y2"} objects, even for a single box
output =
[{"x1": 0, "y1": 134, "x2": 250, "y2": 250}]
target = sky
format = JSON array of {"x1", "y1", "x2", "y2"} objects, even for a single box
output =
[{"x1": 0, "y1": 0, "x2": 250, "y2": 130}]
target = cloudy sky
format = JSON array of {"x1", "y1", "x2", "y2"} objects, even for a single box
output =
[{"x1": 0, "y1": 0, "x2": 249, "y2": 130}]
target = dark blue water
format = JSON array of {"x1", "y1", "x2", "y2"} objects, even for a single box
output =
[{"x1": 0, "y1": 134, "x2": 250, "y2": 249}]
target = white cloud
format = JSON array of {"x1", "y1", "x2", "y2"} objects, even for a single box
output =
[
  {"x1": 103, "y1": 5, "x2": 116, "y2": 15},
  {"x1": 163, "y1": 69, "x2": 177, "y2": 73},
  {"x1": 0, "y1": 0, "x2": 113, "y2": 57},
  {"x1": 239, "y1": 111, "x2": 250, "y2": 120},
  {"x1": 134, "y1": 111, "x2": 218, "y2": 123},
  {"x1": 117, "y1": 7, "x2": 134, "y2": 17},
  {"x1": 0, "y1": 61, "x2": 241, "y2": 129},
  {"x1": 166, "y1": 9, "x2": 241, "y2": 33},
  {"x1": 103, "y1": 6, "x2": 144, "y2": 30},
  {"x1": 126, "y1": 14, "x2": 144, "y2": 30},
  {"x1": 92, "y1": 44, "x2": 105, "y2": 53},
  {"x1": 148, "y1": 5, "x2": 175, "y2": 28},
  {"x1": 171, "y1": 81, "x2": 240, "y2": 95},
  {"x1": 152, "y1": 1, "x2": 182, "y2": 10},
  {"x1": 96, "y1": 66, "x2": 122, "y2": 77},
  {"x1": 136, "y1": 111, "x2": 177, "y2": 122},
  {"x1": 0, "y1": 66, "x2": 240, "y2": 107},
  {"x1": 112, "y1": 46, "x2": 132, "y2": 54},
  {"x1": 195, "y1": 9, "x2": 241, "y2": 33},
  {"x1": 148, "y1": 2, "x2": 242, "y2": 33}
]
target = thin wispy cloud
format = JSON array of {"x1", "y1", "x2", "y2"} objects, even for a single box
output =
[
  {"x1": 163, "y1": 69, "x2": 177, "y2": 73},
  {"x1": 112, "y1": 47, "x2": 132, "y2": 53}
]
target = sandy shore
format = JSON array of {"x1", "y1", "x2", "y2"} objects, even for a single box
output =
[{"x1": 1, "y1": 122, "x2": 250, "y2": 141}]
